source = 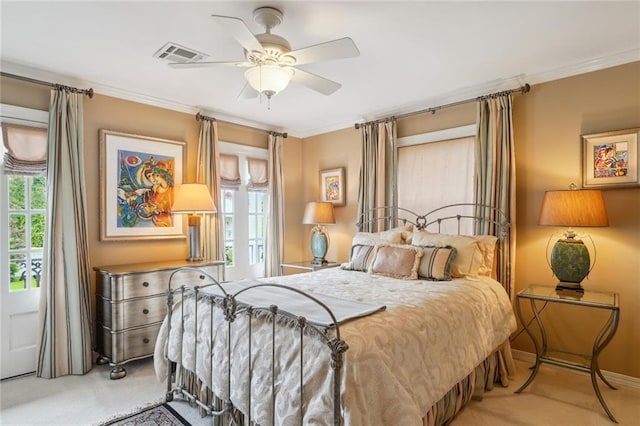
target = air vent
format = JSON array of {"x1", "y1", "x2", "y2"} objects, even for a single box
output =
[{"x1": 153, "y1": 42, "x2": 208, "y2": 63}]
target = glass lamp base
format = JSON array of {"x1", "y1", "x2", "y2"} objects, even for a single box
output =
[{"x1": 310, "y1": 230, "x2": 328, "y2": 266}]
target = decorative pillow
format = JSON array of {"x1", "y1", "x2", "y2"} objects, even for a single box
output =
[
  {"x1": 417, "y1": 245, "x2": 457, "y2": 281},
  {"x1": 341, "y1": 244, "x2": 375, "y2": 272},
  {"x1": 368, "y1": 243, "x2": 423, "y2": 280},
  {"x1": 412, "y1": 231, "x2": 497, "y2": 278}
]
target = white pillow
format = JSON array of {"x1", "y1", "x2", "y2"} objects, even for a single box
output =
[{"x1": 412, "y1": 231, "x2": 497, "y2": 278}]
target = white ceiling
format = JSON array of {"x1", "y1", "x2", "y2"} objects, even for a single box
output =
[{"x1": 1, "y1": 1, "x2": 639, "y2": 138}]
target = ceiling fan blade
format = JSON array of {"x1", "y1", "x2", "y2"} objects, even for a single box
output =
[
  {"x1": 287, "y1": 37, "x2": 359, "y2": 66},
  {"x1": 290, "y1": 68, "x2": 342, "y2": 96},
  {"x1": 211, "y1": 14, "x2": 263, "y2": 53},
  {"x1": 169, "y1": 60, "x2": 251, "y2": 69},
  {"x1": 237, "y1": 83, "x2": 259, "y2": 100}
]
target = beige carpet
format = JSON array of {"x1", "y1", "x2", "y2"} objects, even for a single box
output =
[{"x1": 1, "y1": 357, "x2": 638, "y2": 425}]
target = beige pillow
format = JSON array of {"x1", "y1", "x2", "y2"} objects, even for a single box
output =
[
  {"x1": 368, "y1": 243, "x2": 423, "y2": 280},
  {"x1": 416, "y1": 246, "x2": 457, "y2": 281},
  {"x1": 412, "y1": 231, "x2": 497, "y2": 278}
]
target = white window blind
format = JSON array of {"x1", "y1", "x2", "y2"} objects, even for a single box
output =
[
  {"x1": 220, "y1": 153, "x2": 241, "y2": 188},
  {"x1": 1, "y1": 124, "x2": 47, "y2": 176},
  {"x1": 397, "y1": 135, "x2": 475, "y2": 234},
  {"x1": 247, "y1": 157, "x2": 268, "y2": 190}
]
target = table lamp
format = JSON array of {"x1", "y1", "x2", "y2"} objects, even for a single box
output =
[
  {"x1": 538, "y1": 184, "x2": 608, "y2": 292},
  {"x1": 303, "y1": 201, "x2": 335, "y2": 265},
  {"x1": 171, "y1": 183, "x2": 217, "y2": 262}
]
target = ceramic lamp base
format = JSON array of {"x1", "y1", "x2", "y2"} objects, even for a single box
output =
[{"x1": 550, "y1": 238, "x2": 590, "y2": 284}]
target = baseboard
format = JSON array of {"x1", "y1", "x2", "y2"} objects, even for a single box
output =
[{"x1": 512, "y1": 349, "x2": 640, "y2": 390}]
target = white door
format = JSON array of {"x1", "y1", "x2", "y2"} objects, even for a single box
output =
[
  {"x1": 0, "y1": 106, "x2": 48, "y2": 379},
  {"x1": 219, "y1": 142, "x2": 268, "y2": 281}
]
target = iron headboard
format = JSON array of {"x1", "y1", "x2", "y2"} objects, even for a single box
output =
[{"x1": 356, "y1": 203, "x2": 510, "y2": 240}]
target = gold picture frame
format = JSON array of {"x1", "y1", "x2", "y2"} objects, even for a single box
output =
[
  {"x1": 582, "y1": 128, "x2": 640, "y2": 189},
  {"x1": 99, "y1": 129, "x2": 186, "y2": 241},
  {"x1": 319, "y1": 167, "x2": 345, "y2": 206}
]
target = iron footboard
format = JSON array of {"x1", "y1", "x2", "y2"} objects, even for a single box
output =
[{"x1": 163, "y1": 267, "x2": 349, "y2": 426}]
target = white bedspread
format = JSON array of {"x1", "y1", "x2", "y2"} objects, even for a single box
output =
[{"x1": 154, "y1": 268, "x2": 516, "y2": 426}]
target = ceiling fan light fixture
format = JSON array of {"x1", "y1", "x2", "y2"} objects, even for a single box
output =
[{"x1": 244, "y1": 64, "x2": 294, "y2": 98}]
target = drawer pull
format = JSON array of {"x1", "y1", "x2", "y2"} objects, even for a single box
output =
[
  {"x1": 143, "y1": 309, "x2": 149, "y2": 315},
  {"x1": 143, "y1": 338, "x2": 150, "y2": 344},
  {"x1": 199, "y1": 274, "x2": 205, "y2": 280},
  {"x1": 142, "y1": 282, "x2": 150, "y2": 288}
]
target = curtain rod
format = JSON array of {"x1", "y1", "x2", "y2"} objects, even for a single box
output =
[
  {"x1": 196, "y1": 112, "x2": 287, "y2": 138},
  {"x1": 1, "y1": 71, "x2": 94, "y2": 98},
  {"x1": 354, "y1": 83, "x2": 530, "y2": 129}
]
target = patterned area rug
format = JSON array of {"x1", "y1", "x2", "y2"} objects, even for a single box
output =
[{"x1": 101, "y1": 402, "x2": 190, "y2": 426}]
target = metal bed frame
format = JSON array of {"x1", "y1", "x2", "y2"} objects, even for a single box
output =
[
  {"x1": 356, "y1": 203, "x2": 509, "y2": 239},
  {"x1": 162, "y1": 203, "x2": 510, "y2": 425},
  {"x1": 163, "y1": 268, "x2": 348, "y2": 426}
]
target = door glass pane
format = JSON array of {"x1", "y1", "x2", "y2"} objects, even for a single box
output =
[
  {"x1": 9, "y1": 175, "x2": 25, "y2": 209},
  {"x1": 30, "y1": 176, "x2": 46, "y2": 209},
  {"x1": 9, "y1": 214, "x2": 26, "y2": 249},
  {"x1": 9, "y1": 254, "x2": 27, "y2": 292},
  {"x1": 225, "y1": 243, "x2": 234, "y2": 267},
  {"x1": 249, "y1": 216, "x2": 256, "y2": 239},
  {"x1": 31, "y1": 213, "x2": 45, "y2": 248}
]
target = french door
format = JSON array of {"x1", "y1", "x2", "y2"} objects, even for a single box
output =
[{"x1": 0, "y1": 105, "x2": 48, "y2": 379}]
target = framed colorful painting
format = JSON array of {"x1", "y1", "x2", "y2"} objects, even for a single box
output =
[
  {"x1": 582, "y1": 128, "x2": 640, "y2": 189},
  {"x1": 319, "y1": 167, "x2": 345, "y2": 206},
  {"x1": 99, "y1": 129, "x2": 185, "y2": 241}
]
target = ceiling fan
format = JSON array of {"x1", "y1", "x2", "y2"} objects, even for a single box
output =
[{"x1": 169, "y1": 6, "x2": 360, "y2": 102}]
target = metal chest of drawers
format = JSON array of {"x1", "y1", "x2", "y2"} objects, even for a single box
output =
[{"x1": 94, "y1": 259, "x2": 224, "y2": 379}]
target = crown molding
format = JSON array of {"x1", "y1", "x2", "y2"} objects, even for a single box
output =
[
  {"x1": 3, "y1": 47, "x2": 639, "y2": 139},
  {"x1": 0, "y1": 61, "x2": 275, "y2": 136}
]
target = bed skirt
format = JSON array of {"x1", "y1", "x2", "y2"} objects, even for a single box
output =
[{"x1": 175, "y1": 340, "x2": 514, "y2": 426}]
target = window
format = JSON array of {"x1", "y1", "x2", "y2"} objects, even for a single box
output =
[
  {"x1": 397, "y1": 125, "x2": 475, "y2": 234},
  {"x1": 1, "y1": 111, "x2": 48, "y2": 294},
  {"x1": 219, "y1": 142, "x2": 268, "y2": 280},
  {"x1": 6, "y1": 175, "x2": 46, "y2": 291}
]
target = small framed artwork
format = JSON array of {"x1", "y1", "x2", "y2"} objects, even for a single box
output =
[
  {"x1": 582, "y1": 128, "x2": 640, "y2": 189},
  {"x1": 99, "y1": 129, "x2": 185, "y2": 241},
  {"x1": 319, "y1": 167, "x2": 345, "y2": 206}
]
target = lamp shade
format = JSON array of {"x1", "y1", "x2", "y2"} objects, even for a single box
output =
[
  {"x1": 244, "y1": 65, "x2": 294, "y2": 97},
  {"x1": 538, "y1": 189, "x2": 608, "y2": 227},
  {"x1": 171, "y1": 183, "x2": 217, "y2": 214},
  {"x1": 303, "y1": 202, "x2": 335, "y2": 225}
]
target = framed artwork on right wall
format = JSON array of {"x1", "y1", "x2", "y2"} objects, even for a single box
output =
[{"x1": 582, "y1": 128, "x2": 640, "y2": 189}]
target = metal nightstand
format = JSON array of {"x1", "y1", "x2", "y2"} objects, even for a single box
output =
[
  {"x1": 515, "y1": 284, "x2": 620, "y2": 423},
  {"x1": 280, "y1": 260, "x2": 340, "y2": 275}
]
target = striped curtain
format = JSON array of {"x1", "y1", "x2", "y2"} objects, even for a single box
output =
[
  {"x1": 356, "y1": 120, "x2": 397, "y2": 232},
  {"x1": 196, "y1": 118, "x2": 222, "y2": 262},
  {"x1": 265, "y1": 133, "x2": 284, "y2": 277},
  {"x1": 36, "y1": 89, "x2": 93, "y2": 378},
  {"x1": 475, "y1": 94, "x2": 516, "y2": 301}
]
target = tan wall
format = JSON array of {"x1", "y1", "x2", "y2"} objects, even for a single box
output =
[
  {"x1": 0, "y1": 77, "x2": 305, "y2": 323},
  {"x1": 301, "y1": 62, "x2": 640, "y2": 378},
  {"x1": 3, "y1": 61, "x2": 638, "y2": 377},
  {"x1": 511, "y1": 61, "x2": 640, "y2": 378}
]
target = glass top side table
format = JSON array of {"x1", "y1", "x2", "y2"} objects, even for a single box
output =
[
  {"x1": 515, "y1": 284, "x2": 620, "y2": 423},
  {"x1": 280, "y1": 260, "x2": 340, "y2": 275}
]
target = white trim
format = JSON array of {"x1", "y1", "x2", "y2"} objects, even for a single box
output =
[
  {"x1": 219, "y1": 141, "x2": 267, "y2": 159},
  {"x1": 512, "y1": 349, "x2": 640, "y2": 390},
  {"x1": 397, "y1": 124, "x2": 475, "y2": 148},
  {"x1": 3, "y1": 48, "x2": 639, "y2": 138},
  {"x1": 0, "y1": 104, "x2": 48, "y2": 127}
]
